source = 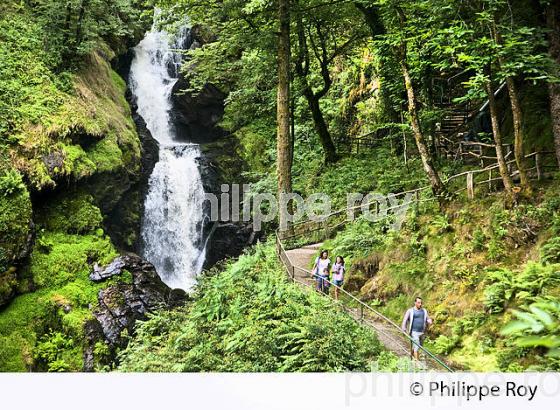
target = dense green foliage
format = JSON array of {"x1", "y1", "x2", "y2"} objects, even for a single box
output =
[
  {"x1": 1, "y1": 0, "x2": 560, "y2": 374},
  {"x1": 119, "y1": 243, "x2": 389, "y2": 372},
  {"x1": 502, "y1": 299, "x2": 560, "y2": 361},
  {"x1": 0, "y1": 190, "x2": 120, "y2": 371}
]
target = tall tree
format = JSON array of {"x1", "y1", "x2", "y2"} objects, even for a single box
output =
[
  {"x1": 399, "y1": 40, "x2": 446, "y2": 197},
  {"x1": 294, "y1": 14, "x2": 338, "y2": 164},
  {"x1": 547, "y1": 0, "x2": 560, "y2": 167},
  {"x1": 491, "y1": 20, "x2": 530, "y2": 192},
  {"x1": 293, "y1": 1, "x2": 367, "y2": 164},
  {"x1": 483, "y1": 0, "x2": 551, "y2": 193},
  {"x1": 277, "y1": 0, "x2": 293, "y2": 230},
  {"x1": 393, "y1": 4, "x2": 446, "y2": 198},
  {"x1": 485, "y1": 68, "x2": 515, "y2": 195},
  {"x1": 438, "y1": 0, "x2": 550, "y2": 200}
]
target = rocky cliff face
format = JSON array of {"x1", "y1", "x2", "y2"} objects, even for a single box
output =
[
  {"x1": 0, "y1": 20, "x2": 259, "y2": 372},
  {"x1": 171, "y1": 78, "x2": 227, "y2": 144},
  {"x1": 168, "y1": 26, "x2": 261, "y2": 265},
  {"x1": 0, "y1": 47, "x2": 151, "y2": 371}
]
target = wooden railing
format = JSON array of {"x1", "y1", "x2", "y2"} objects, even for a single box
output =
[
  {"x1": 274, "y1": 148, "x2": 557, "y2": 372},
  {"x1": 337, "y1": 125, "x2": 406, "y2": 155},
  {"x1": 445, "y1": 149, "x2": 557, "y2": 199}
]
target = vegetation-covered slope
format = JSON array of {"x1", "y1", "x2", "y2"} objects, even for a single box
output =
[
  {"x1": 118, "y1": 243, "x2": 399, "y2": 372},
  {"x1": 323, "y1": 173, "x2": 560, "y2": 371},
  {"x1": 0, "y1": 0, "x2": 150, "y2": 371}
]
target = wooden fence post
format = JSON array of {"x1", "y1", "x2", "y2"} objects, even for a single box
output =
[
  {"x1": 488, "y1": 169, "x2": 492, "y2": 191},
  {"x1": 467, "y1": 172, "x2": 474, "y2": 199},
  {"x1": 360, "y1": 304, "x2": 364, "y2": 322},
  {"x1": 536, "y1": 153, "x2": 542, "y2": 181}
]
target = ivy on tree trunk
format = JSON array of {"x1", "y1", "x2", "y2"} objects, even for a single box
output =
[{"x1": 485, "y1": 72, "x2": 515, "y2": 198}]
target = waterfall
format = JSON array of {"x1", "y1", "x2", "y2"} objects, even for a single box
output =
[{"x1": 129, "y1": 25, "x2": 206, "y2": 291}]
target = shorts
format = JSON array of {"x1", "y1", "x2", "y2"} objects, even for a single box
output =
[
  {"x1": 410, "y1": 331, "x2": 424, "y2": 352},
  {"x1": 333, "y1": 279, "x2": 343, "y2": 287}
]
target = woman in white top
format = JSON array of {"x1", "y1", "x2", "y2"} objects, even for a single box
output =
[{"x1": 312, "y1": 250, "x2": 331, "y2": 293}]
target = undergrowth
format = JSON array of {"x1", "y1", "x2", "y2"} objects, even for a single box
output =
[{"x1": 118, "y1": 242, "x2": 402, "y2": 372}]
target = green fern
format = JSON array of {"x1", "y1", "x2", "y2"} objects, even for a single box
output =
[{"x1": 501, "y1": 299, "x2": 560, "y2": 357}]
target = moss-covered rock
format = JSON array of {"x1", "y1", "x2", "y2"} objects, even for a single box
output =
[
  {"x1": 0, "y1": 182, "x2": 33, "y2": 305},
  {"x1": 0, "y1": 231, "x2": 118, "y2": 371},
  {"x1": 36, "y1": 192, "x2": 103, "y2": 235},
  {"x1": 0, "y1": 0, "x2": 149, "y2": 372},
  {"x1": 9, "y1": 49, "x2": 141, "y2": 192},
  {"x1": 0, "y1": 187, "x2": 119, "y2": 371}
]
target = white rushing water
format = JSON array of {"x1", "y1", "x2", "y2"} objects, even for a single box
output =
[{"x1": 129, "y1": 27, "x2": 206, "y2": 291}]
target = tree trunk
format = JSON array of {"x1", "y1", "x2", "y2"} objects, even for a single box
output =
[
  {"x1": 505, "y1": 76, "x2": 531, "y2": 191},
  {"x1": 491, "y1": 23, "x2": 531, "y2": 190},
  {"x1": 294, "y1": 14, "x2": 338, "y2": 164},
  {"x1": 395, "y1": 7, "x2": 445, "y2": 199},
  {"x1": 277, "y1": 0, "x2": 292, "y2": 230},
  {"x1": 401, "y1": 57, "x2": 445, "y2": 197},
  {"x1": 355, "y1": 3, "x2": 385, "y2": 37},
  {"x1": 547, "y1": 1, "x2": 560, "y2": 168},
  {"x1": 302, "y1": 87, "x2": 338, "y2": 163},
  {"x1": 485, "y1": 79, "x2": 515, "y2": 196}
]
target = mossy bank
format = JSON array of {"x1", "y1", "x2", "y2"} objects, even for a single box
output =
[{"x1": 0, "y1": 1, "x2": 150, "y2": 371}]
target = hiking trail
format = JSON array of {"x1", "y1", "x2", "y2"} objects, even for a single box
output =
[{"x1": 285, "y1": 242, "x2": 432, "y2": 370}]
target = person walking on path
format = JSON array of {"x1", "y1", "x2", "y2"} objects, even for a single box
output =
[
  {"x1": 318, "y1": 267, "x2": 330, "y2": 294},
  {"x1": 331, "y1": 256, "x2": 345, "y2": 300},
  {"x1": 401, "y1": 297, "x2": 433, "y2": 360},
  {"x1": 312, "y1": 250, "x2": 331, "y2": 293}
]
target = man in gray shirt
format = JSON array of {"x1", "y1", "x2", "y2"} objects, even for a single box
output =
[{"x1": 401, "y1": 297, "x2": 433, "y2": 360}]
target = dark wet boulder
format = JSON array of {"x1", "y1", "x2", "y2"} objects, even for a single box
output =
[
  {"x1": 170, "y1": 77, "x2": 227, "y2": 144},
  {"x1": 84, "y1": 254, "x2": 186, "y2": 370},
  {"x1": 90, "y1": 257, "x2": 127, "y2": 282},
  {"x1": 203, "y1": 222, "x2": 261, "y2": 269}
]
